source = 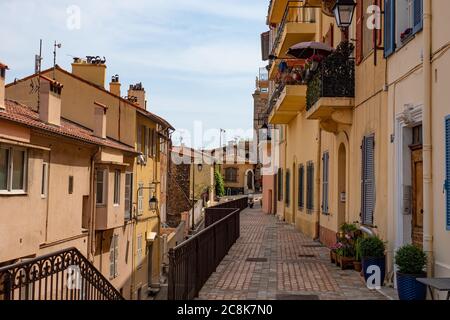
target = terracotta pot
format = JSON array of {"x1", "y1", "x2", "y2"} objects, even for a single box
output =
[{"x1": 353, "y1": 261, "x2": 362, "y2": 272}]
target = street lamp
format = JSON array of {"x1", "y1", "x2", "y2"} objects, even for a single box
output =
[
  {"x1": 197, "y1": 163, "x2": 203, "y2": 172},
  {"x1": 149, "y1": 195, "x2": 158, "y2": 211},
  {"x1": 333, "y1": 0, "x2": 356, "y2": 30}
]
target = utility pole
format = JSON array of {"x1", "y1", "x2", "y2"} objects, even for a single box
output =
[
  {"x1": 191, "y1": 155, "x2": 195, "y2": 232},
  {"x1": 37, "y1": 39, "x2": 42, "y2": 112}
]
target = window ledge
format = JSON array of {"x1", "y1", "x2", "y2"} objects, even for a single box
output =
[{"x1": 0, "y1": 191, "x2": 27, "y2": 196}]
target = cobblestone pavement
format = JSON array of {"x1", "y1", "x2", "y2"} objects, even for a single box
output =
[{"x1": 198, "y1": 207, "x2": 387, "y2": 300}]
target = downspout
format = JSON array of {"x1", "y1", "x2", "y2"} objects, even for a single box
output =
[
  {"x1": 44, "y1": 149, "x2": 52, "y2": 243},
  {"x1": 422, "y1": 0, "x2": 434, "y2": 275},
  {"x1": 89, "y1": 146, "x2": 102, "y2": 262},
  {"x1": 315, "y1": 127, "x2": 322, "y2": 240}
]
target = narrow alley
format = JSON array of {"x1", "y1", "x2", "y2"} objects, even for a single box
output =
[{"x1": 199, "y1": 206, "x2": 387, "y2": 301}]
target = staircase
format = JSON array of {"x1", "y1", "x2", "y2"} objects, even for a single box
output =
[{"x1": 0, "y1": 248, "x2": 123, "y2": 300}]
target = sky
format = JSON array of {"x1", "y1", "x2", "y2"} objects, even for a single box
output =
[{"x1": 0, "y1": 0, "x2": 268, "y2": 148}]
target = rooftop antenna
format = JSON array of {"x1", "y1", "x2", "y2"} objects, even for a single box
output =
[
  {"x1": 36, "y1": 39, "x2": 43, "y2": 112},
  {"x1": 53, "y1": 41, "x2": 62, "y2": 80}
]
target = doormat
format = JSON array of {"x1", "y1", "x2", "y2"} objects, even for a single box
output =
[
  {"x1": 298, "y1": 254, "x2": 316, "y2": 258},
  {"x1": 302, "y1": 244, "x2": 324, "y2": 248}
]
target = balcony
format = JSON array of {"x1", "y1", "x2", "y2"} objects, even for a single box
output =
[
  {"x1": 305, "y1": 41, "x2": 355, "y2": 133},
  {"x1": 268, "y1": 3, "x2": 317, "y2": 80},
  {"x1": 268, "y1": 70, "x2": 307, "y2": 124}
]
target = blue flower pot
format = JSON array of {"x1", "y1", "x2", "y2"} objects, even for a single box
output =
[
  {"x1": 362, "y1": 256, "x2": 386, "y2": 286},
  {"x1": 396, "y1": 272, "x2": 427, "y2": 300}
]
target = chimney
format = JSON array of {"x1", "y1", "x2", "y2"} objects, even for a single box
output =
[
  {"x1": 109, "y1": 74, "x2": 121, "y2": 96},
  {"x1": 71, "y1": 56, "x2": 107, "y2": 88},
  {"x1": 0, "y1": 62, "x2": 8, "y2": 110},
  {"x1": 128, "y1": 82, "x2": 146, "y2": 109},
  {"x1": 39, "y1": 76, "x2": 63, "y2": 126},
  {"x1": 93, "y1": 101, "x2": 108, "y2": 139}
]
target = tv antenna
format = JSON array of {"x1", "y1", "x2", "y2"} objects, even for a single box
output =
[{"x1": 53, "y1": 41, "x2": 62, "y2": 79}]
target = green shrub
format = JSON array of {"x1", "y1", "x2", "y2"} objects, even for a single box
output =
[
  {"x1": 395, "y1": 245, "x2": 427, "y2": 274},
  {"x1": 214, "y1": 170, "x2": 225, "y2": 197},
  {"x1": 340, "y1": 223, "x2": 358, "y2": 233},
  {"x1": 359, "y1": 236, "x2": 385, "y2": 258}
]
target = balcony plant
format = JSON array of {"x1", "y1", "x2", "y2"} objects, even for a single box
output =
[
  {"x1": 395, "y1": 245, "x2": 427, "y2": 300},
  {"x1": 359, "y1": 236, "x2": 386, "y2": 286},
  {"x1": 353, "y1": 237, "x2": 362, "y2": 273},
  {"x1": 306, "y1": 41, "x2": 355, "y2": 110}
]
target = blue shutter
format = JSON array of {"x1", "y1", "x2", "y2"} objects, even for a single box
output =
[
  {"x1": 413, "y1": 0, "x2": 423, "y2": 34},
  {"x1": 384, "y1": 0, "x2": 396, "y2": 57},
  {"x1": 446, "y1": 116, "x2": 450, "y2": 230}
]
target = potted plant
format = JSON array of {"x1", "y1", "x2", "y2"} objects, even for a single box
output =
[
  {"x1": 359, "y1": 236, "x2": 386, "y2": 286},
  {"x1": 353, "y1": 237, "x2": 362, "y2": 272},
  {"x1": 395, "y1": 245, "x2": 427, "y2": 300}
]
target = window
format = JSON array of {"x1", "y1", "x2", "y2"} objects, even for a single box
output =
[
  {"x1": 0, "y1": 146, "x2": 27, "y2": 193},
  {"x1": 322, "y1": 152, "x2": 330, "y2": 214},
  {"x1": 143, "y1": 125, "x2": 148, "y2": 157},
  {"x1": 41, "y1": 162, "x2": 48, "y2": 197},
  {"x1": 125, "y1": 173, "x2": 133, "y2": 220},
  {"x1": 96, "y1": 169, "x2": 106, "y2": 206},
  {"x1": 67, "y1": 176, "x2": 74, "y2": 194},
  {"x1": 137, "y1": 234, "x2": 143, "y2": 266},
  {"x1": 298, "y1": 165, "x2": 305, "y2": 209},
  {"x1": 113, "y1": 170, "x2": 121, "y2": 205},
  {"x1": 137, "y1": 182, "x2": 144, "y2": 215},
  {"x1": 225, "y1": 167, "x2": 238, "y2": 182},
  {"x1": 109, "y1": 234, "x2": 119, "y2": 279},
  {"x1": 385, "y1": 0, "x2": 423, "y2": 57},
  {"x1": 277, "y1": 168, "x2": 283, "y2": 202},
  {"x1": 306, "y1": 162, "x2": 314, "y2": 212},
  {"x1": 137, "y1": 125, "x2": 142, "y2": 153},
  {"x1": 445, "y1": 116, "x2": 450, "y2": 230},
  {"x1": 361, "y1": 135, "x2": 376, "y2": 226},
  {"x1": 285, "y1": 170, "x2": 290, "y2": 207}
]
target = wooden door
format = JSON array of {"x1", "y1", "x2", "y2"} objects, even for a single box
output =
[{"x1": 411, "y1": 147, "x2": 424, "y2": 248}]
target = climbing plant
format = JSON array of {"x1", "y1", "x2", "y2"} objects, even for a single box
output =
[{"x1": 214, "y1": 170, "x2": 225, "y2": 197}]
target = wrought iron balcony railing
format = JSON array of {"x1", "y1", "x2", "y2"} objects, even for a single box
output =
[
  {"x1": 306, "y1": 41, "x2": 355, "y2": 111},
  {"x1": 269, "y1": 3, "x2": 316, "y2": 57},
  {"x1": 0, "y1": 247, "x2": 124, "y2": 300}
]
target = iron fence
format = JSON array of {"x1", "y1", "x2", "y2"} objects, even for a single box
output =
[
  {"x1": 0, "y1": 247, "x2": 123, "y2": 300},
  {"x1": 168, "y1": 197, "x2": 247, "y2": 300}
]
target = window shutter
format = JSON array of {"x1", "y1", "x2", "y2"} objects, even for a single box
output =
[
  {"x1": 298, "y1": 165, "x2": 304, "y2": 208},
  {"x1": 322, "y1": 153, "x2": 329, "y2": 214},
  {"x1": 114, "y1": 235, "x2": 119, "y2": 277},
  {"x1": 261, "y1": 31, "x2": 270, "y2": 61},
  {"x1": 384, "y1": 0, "x2": 396, "y2": 57},
  {"x1": 445, "y1": 116, "x2": 450, "y2": 230},
  {"x1": 285, "y1": 170, "x2": 290, "y2": 206},
  {"x1": 361, "y1": 135, "x2": 375, "y2": 225},
  {"x1": 355, "y1": 0, "x2": 364, "y2": 65},
  {"x1": 137, "y1": 125, "x2": 142, "y2": 154},
  {"x1": 144, "y1": 126, "x2": 149, "y2": 157},
  {"x1": 413, "y1": 0, "x2": 423, "y2": 34}
]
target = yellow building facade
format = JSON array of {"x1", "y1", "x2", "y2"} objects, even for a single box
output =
[{"x1": 265, "y1": 0, "x2": 450, "y2": 293}]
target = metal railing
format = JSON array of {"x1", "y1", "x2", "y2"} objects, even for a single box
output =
[
  {"x1": 0, "y1": 247, "x2": 124, "y2": 300},
  {"x1": 205, "y1": 197, "x2": 248, "y2": 227},
  {"x1": 267, "y1": 82, "x2": 286, "y2": 117},
  {"x1": 270, "y1": 3, "x2": 316, "y2": 57},
  {"x1": 168, "y1": 198, "x2": 247, "y2": 300},
  {"x1": 306, "y1": 42, "x2": 355, "y2": 110}
]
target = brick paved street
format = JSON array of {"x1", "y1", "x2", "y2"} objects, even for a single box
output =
[{"x1": 198, "y1": 206, "x2": 387, "y2": 300}]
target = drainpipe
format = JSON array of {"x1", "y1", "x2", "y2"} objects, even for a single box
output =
[
  {"x1": 422, "y1": 0, "x2": 434, "y2": 275},
  {"x1": 89, "y1": 147, "x2": 102, "y2": 262}
]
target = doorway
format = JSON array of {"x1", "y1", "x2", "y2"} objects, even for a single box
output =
[
  {"x1": 337, "y1": 144, "x2": 347, "y2": 228},
  {"x1": 410, "y1": 125, "x2": 423, "y2": 248}
]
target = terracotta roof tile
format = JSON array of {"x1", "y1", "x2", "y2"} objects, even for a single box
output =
[{"x1": 0, "y1": 100, "x2": 137, "y2": 154}]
